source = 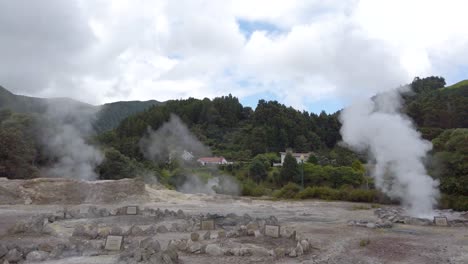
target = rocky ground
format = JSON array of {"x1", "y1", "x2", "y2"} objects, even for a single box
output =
[{"x1": 0, "y1": 178, "x2": 467, "y2": 264}]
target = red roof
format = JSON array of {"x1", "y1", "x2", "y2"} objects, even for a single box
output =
[{"x1": 197, "y1": 157, "x2": 226, "y2": 163}]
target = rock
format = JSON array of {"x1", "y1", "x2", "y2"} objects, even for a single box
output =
[
  {"x1": 254, "y1": 230, "x2": 262, "y2": 238},
  {"x1": 163, "y1": 247, "x2": 179, "y2": 263},
  {"x1": 176, "y1": 209, "x2": 185, "y2": 219},
  {"x1": 110, "y1": 226, "x2": 123, "y2": 236},
  {"x1": 205, "y1": 244, "x2": 223, "y2": 256},
  {"x1": 274, "y1": 247, "x2": 286, "y2": 258},
  {"x1": 191, "y1": 232, "x2": 200, "y2": 241},
  {"x1": 217, "y1": 230, "x2": 226, "y2": 238},
  {"x1": 288, "y1": 248, "x2": 297, "y2": 257},
  {"x1": 38, "y1": 243, "x2": 54, "y2": 253},
  {"x1": 130, "y1": 225, "x2": 144, "y2": 236},
  {"x1": 189, "y1": 242, "x2": 202, "y2": 253},
  {"x1": 8, "y1": 221, "x2": 27, "y2": 234},
  {"x1": 86, "y1": 224, "x2": 99, "y2": 239},
  {"x1": 26, "y1": 250, "x2": 49, "y2": 262},
  {"x1": 5, "y1": 249, "x2": 23, "y2": 263},
  {"x1": 0, "y1": 244, "x2": 8, "y2": 258},
  {"x1": 42, "y1": 224, "x2": 57, "y2": 236},
  {"x1": 157, "y1": 225, "x2": 169, "y2": 233},
  {"x1": 295, "y1": 243, "x2": 304, "y2": 256},
  {"x1": 72, "y1": 225, "x2": 86, "y2": 237},
  {"x1": 203, "y1": 231, "x2": 211, "y2": 240},
  {"x1": 49, "y1": 244, "x2": 66, "y2": 259},
  {"x1": 300, "y1": 240, "x2": 310, "y2": 252},
  {"x1": 289, "y1": 230, "x2": 297, "y2": 240},
  {"x1": 250, "y1": 247, "x2": 270, "y2": 257},
  {"x1": 144, "y1": 225, "x2": 157, "y2": 235},
  {"x1": 238, "y1": 225, "x2": 248, "y2": 236},
  {"x1": 99, "y1": 208, "x2": 110, "y2": 217},
  {"x1": 140, "y1": 238, "x2": 161, "y2": 253},
  {"x1": 366, "y1": 223, "x2": 376, "y2": 229}
]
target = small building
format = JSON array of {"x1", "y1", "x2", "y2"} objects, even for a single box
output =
[
  {"x1": 197, "y1": 156, "x2": 229, "y2": 166},
  {"x1": 181, "y1": 150, "x2": 194, "y2": 161},
  {"x1": 279, "y1": 151, "x2": 312, "y2": 165}
]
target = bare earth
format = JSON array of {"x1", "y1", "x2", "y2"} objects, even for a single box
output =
[{"x1": 0, "y1": 178, "x2": 467, "y2": 264}]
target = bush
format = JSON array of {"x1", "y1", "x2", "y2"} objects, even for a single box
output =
[
  {"x1": 296, "y1": 186, "x2": 379, "y2": 203},
  {"x1": 439, "y1": 194, "x2": 468, "y2": 211},
  {"x1": 273, "y1": 182, "x2": 301, "y2": 199},
  {"x1": 242, "y1": 179, "x2": 267, "y2": 197}
]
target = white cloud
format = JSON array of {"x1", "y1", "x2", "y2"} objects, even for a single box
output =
[{"x1": 0, "y1": 0, "x2": 467, "y2": 110}]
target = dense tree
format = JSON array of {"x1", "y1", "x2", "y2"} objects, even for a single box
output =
[
  {"x1": 280, "y1": 153, "x2": 300, "y2": 185},
  {"x1": 249, "y1": 158, "x2": 268, "y2": 183}
]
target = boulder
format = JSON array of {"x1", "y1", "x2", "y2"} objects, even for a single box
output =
[
  {"x1": 157, "y1": 225, "x2": 169, "y2": 233},
  {"x1": 295, "y1": 243, "x2": 304, "y2": 256},
  {"x1": 274, "y1": 247, "x2": 286, "y2": 258},
  {"x1": 5, "y1": 249, "x2": 23, "y2": 263},
  {"x1": 26, "y1": 250, "x2": 49, "y2": 262},
  {"x1": 144, "y1": 225, "x2": 157, "y2": 235},
  {"x1": 288, "y1": 248, "x2": 297, "y2": 257},
  {"x1": 366, "y1": 223, "x2": 376, "y2": 229},
  {"x1": 300, "y1": 240, "x2": 310, "y2": 252},
  {"x1": 38, "y1": 243, "x2": 54, "y2": 253},
  {"x1": 8, "y1": 221, "x2": 27, "y2": 234},
  {"x1": 203, "y1": 231, "x2": 211, "y2": 240},
  {"x1": 205, "y1": 244, "x2": 223, "y2": 256},
  {"x1": 188, "y1": 242, "x2": 202, "y2": 253},
  {"x1": 72, "y1": 225, "x2": 87, "y2": 237},
  {"x1": 0, "y1": 244, "x2": 7, "y2": 258},
  {"x1": 129, "y1": 225, "x2": 144, "y2": 236},
  {"x1": 176, "y1": 209, "x2": 185, "y2": 219}
]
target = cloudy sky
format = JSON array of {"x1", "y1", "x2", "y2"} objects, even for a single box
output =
[{"x1": 1, "y1": 0, "x2": 467, "y2": 113}]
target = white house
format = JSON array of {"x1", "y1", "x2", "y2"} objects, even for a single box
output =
[
  {"x1": 197, "y1": 156, "x2": 229, "y2": 166},
  {"x1": 279, "y1": 151, "x2": 312, "y2": 165}
]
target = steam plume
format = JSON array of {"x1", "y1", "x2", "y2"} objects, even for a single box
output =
[
  {"x1": 41, "y1": 100, "x2": 103, "y2": 180},
  {"x1": 339, "y1": 87, "x2": 439, "y2": 216},
  {"x1": 140, "y1": 114, "x2": 240, "y2": 195}
]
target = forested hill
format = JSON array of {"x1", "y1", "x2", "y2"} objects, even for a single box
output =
[
  {"x1": 99, "y1": 95, "x2": 341, "y2": 161},
  {"x1": 0, "y1": 86, "x2": 161, "y2": 133}
]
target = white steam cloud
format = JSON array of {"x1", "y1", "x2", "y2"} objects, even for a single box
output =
[
  {"x1": 339, "y1": 87, "x2": 439, "y2": 216},
  {"x1": 41, "y1": 100, "x2": 103, "y2": 180},
  {"x1": 139, "y1": 114, "x2": 211, "y2": 162},
  {"x1": 140, "y1": 114, "x2": 240, "y2": 195}
]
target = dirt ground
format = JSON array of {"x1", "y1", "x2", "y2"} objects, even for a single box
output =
[{"x1": 0, "y1": 180, "x2": 467, "y2": 264}]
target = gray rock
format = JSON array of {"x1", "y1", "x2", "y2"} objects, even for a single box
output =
[
  {"x1": 144, "y1": 225, "x2": 157, "y2": 235},
  {"x1": 72, "y1": 225, "x2": 86, "y2": 237},
  {"x1": 274, "y1": 247, "x2": 286, "y2": 258},
  {"x1": 288, "y1": 248, "x2": 297, "y2": 257},
  {"x1": 26, "y1": 250, "x2": 49, "y2": 262},
  {"x1": 5, "y1": 249, "x2": 23, "y2": 263},
  {"x1": 0, "y1": 244, "x2": 8, "y2": 258},
  {"x1": 203, "y1": 231, "x2": 211, "y2": 240},
  {"x1": 300, "y1": 240, "x2": 310, "y2": 252},
  {"x1": 130, "y1": 225, "x2": 144, "y2": 236},
  {"x1": 176, "y1": 209, "x2": 185, "y2": 219},
  {"x1": 86, "y1": 224, "x2": 99, "y2": 239},
  {"x1": 38, "y1": 243, "x2": 54, "y2": 253},
  {"x1": 366, "y1": 222, "x2": 376, "y2": 229},
  {"x1": 8, "y1": 221, "x2": 27, "y2": 234},
  {"x1": 157, "y1": 225, "x2": 169, "y2": 233},
  {"x1": 205, "y1": 244, "x2": 223, "y2": 256},
  {"x1": 295, "y1": 242, "x2": 304, "y2": 256},
  {"x1": 49, "y1": 244, "x2": 66, "y2": 259},
  {"x1": 189, "y1": 242, "x2": 202, "y2": 253},
  {"x1": 140, "y1": 238, "x2": 161, "y2": 253}
]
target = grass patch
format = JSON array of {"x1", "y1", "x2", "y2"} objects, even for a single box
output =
[{"x1": 351, "y1": 205, "x2": 371, "y2": 210}]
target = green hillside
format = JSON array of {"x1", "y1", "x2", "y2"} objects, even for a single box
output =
[{"x1": 0, "y1": 86, "x2": 160, "y2": 133}]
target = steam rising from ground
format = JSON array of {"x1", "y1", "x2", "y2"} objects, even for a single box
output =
[
  {"x1": 339, "y1": 87, "x2": 439, "y2": 216},
  {"x1": 41, "y1": 100, "x2": 103, "y2": 180},
  {"x1": 140, "y1": 114, "x2": 240, "y2": 195},
  {"x1": 140, "y1": 114, "x2": 211, "y2": 162}
]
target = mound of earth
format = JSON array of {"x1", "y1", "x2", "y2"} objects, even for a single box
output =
[{"x1": 0, "y1": 178, "x2": 147, "y2": 205}]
